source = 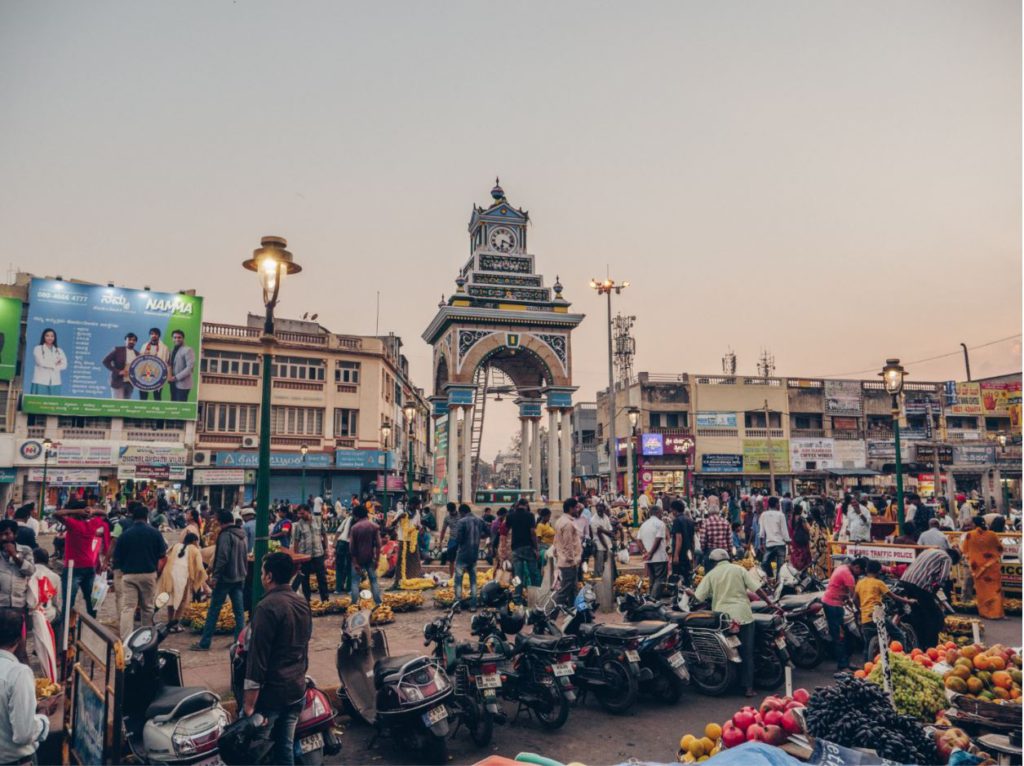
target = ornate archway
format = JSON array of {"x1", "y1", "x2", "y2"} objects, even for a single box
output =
[{"x1": 423, "y1": 181, "x2": 584, "y2": 503}]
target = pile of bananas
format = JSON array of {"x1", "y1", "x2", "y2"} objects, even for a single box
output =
[
  {"x1": 35, "y1": 678, "x2": 60, "y2": 699},
  {"x1": 325, "y1": 568, "x2": 337, "y2": 591},
  {"x1": 938, "y1": 631, "x2": 973, "y2": 647},
  {"x1": 945, "y1": 616, "x2": 983, "y2": 637},
  {"x1": 309, "y1": 598, "x2": 353, "y2": 617},
  {"x1": 398, "y1": 577, "x2": 436, "y2": 590},
  {"x1": 372, "y1": 605, "x2": 395, "y2": 624},
  {"x1": 737, "y1": 553, "x2": 758, "y2": 570},
  {"x1": 383, "y1": 592, "x2": 424, "y2": 612},
  {"x1": 187, "y1": 601, "x2": 245, "y2": 634},
  {"x1": 952, "y1": 599, "x2": 978, "y2": 614},
  {"x1": 1006, "y1": 599, "x2": 1022, "y2": 615},
  {"x1": 613, "y1": 574, "x2": 649, "y2": 596},
  {"x1": 433, "y1": 587, "x2": 456, "y2": 609},
  {"x1": 692, "y1": 565, "x2": 705, "y2": 589}
]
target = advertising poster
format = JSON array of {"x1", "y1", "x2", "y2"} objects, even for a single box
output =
[
  {"x1": 701, "y1": 454, "x2": 743, "y2": 473},
  {"x1": 824, "y1": 380, "x2": 862, "y2": 416},
  {"x1": 0, "y1": 297, "x2": 22, "y2": 381},
  {"x1": 948, "y1": 382, "x2": 983, "y2": 415},
  {"x1": 696, "y1": 411, "x2": 737, "y2": 429},
  {"x1": 23, "y1": 279, "x2": 203, "y2": 419},
  {"x1": 742, "y1": 439, "x2": 791, "y2": 473},
  {"x1": 981, "y1": 380, "x2": 1023, "y2": 414},
  {"x1": 432, "y1": 414, "x2": 448, "y2": 506},
  {"x1": 641, "y1": 433, "x2": 664, "y2": 456},
  {"x1": 790, "y1": 437, "x2": 835, "y2": 471}
]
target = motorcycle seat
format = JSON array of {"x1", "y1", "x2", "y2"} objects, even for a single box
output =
[
  {"x1": 683, "y1": 611, "x2": 723, "y2": 629},
  {"x1": 514, "y1": 633, "x2": 565, "y2": 652},
  {"x1": 145, "y1": 686, "x2": 220, "y2": 720},
  {"x1": 752, "y1": 613, "x2": 780, "y2": 632},
  {"x1": 619, "y1": 621, "x2": 664, "y2": 637},
  {"x1": 373, "y1": 654, "x2": 422, "y2": 685}
]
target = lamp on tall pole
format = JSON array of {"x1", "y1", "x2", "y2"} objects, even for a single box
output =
[
  {"x1": 627, "y1": 406, "x2": 640, "y2": 526},
  {"x1": 998, "y1": 434, "x2": 1009, "y2": 512},
  {"x1": 590, "y1": 277, "x2": 629, "y2": 498},
  {"x1": 242, "y1": 235, "x2": 302, "y2": 606},
  {"x1": 40, "y1": 437, "x2": 53, "y2": 518},
  {"x1": 881, "y1": 358, "x2": 907, "y2": 533},
  {"x1": 403, "y1": 401, "x2": 417, "y2": 503},
  {"x1": 381, "y1": 421, "x2": 392, "y2": 515},
  {"x1": 299, "y1": 444, "x2": 308, "y2": 505}
]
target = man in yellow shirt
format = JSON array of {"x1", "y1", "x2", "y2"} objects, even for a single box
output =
[{"x1": 854, "y1": 559, "x2": 915, "y2": 652}]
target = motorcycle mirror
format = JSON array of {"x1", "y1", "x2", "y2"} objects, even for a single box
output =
[
  {"x1": 359, "y1": 589, "x2": 372, "y2": 601},
  {"x1": 155, "y1": 592, "x2": 170, "y2": 609}
]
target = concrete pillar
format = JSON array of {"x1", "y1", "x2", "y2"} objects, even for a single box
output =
[
  {"x1": 530, "y1": 418, "x2": 542, "y2": 495},
  {"x1": 520, "y1": 417, "x2": 530, "y2": 491},
  {"x1": 547, "y1": 408, "x2": 559, "y2": 502},
  {"x1": 447, "y1": 407, "x2": 458, "y2": 504},
  {"x1": 560, "y1": 409, "x2": 573, "y2": 500},
  {"x1": 462, "y1": 406, "x2": 473, "y2": 502}
]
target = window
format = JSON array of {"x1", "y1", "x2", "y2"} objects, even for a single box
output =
[
  {"x1": 58, "y1": 416, "x2": 109, "y2": 429},
  {"x1": 200, "y1": 350, "x2": 261, "y2": 376},
  {"x1": 649, "y1": 412, "x2": 684, "y2": 428},
  {"x1": 201, "y1": 403, "x2": 259, "y2": 433},
  {"x1": 334, "y1": 408, "x2": 359, "y2": 437},
  {"x1": 0, "y1": 383, "x2": 9, "y2": 431},
  {"x1": 271, "y1": 356, "x2": 325, "y2": 381},
  {"x1": 382, "y1": 371, "x2": 394, "y2": 402},
  {"x1": 335, "y1": 361, "x2": 361, "y2": 384},
  {"x1": 947, "y1": 416, "x2": 978, "y2": 430},
  {"x1": 127, "y1": 419, "x2": 186, "y2": 431},
  {"x1": 27, "y1": 414, "x2": 46, "y2": 427},
  {"x1": 271, "y1": 406, "x2": 324, "y2": 436},
  {"x1": 744, "y1": 411, "x2": 781, "y2": 428},
  {"x1": 792, "y1": 413, "x2": 823, "y2": 430}
]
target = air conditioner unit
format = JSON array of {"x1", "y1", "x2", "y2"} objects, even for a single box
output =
[
  {"x1": 193, "y1": 450, "x2": 211, "y2": 465},
  {"x1": 241, "y1": 436, "x2": 260, "y2": 449}
]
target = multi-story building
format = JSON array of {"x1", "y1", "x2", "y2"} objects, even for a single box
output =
[
  {"x1": 194, "y1": 315, "x2": 431, "y2": 508},
  {"x1": 571, "y1": 401, "x2": 599, "y2": 493},
  {"x1": 595, "y1": 370, "x2": 1021, "y2": 508}
]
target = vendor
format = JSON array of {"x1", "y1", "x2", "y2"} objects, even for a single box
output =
[{"x1": 893, "y1": 547, "x2": 960, "y2": 648}]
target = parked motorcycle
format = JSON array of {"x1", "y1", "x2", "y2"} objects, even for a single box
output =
[
  {"x1": 423, "y1": 601, "x2": 505, "y2": 747},
  {"x1": 773, "y1": 563, "x2": 825, "y2": 599},
  {"x1": 122, "y1": 593, "x2": 229, "y2": 765},
  {"x1": 337, "y1": 602, "x2": 453, "y2": 764},
  {"x1": 751, "y1": 591, "x2": 828, "y2": 670},
  {"x1": 844, "y1": 596, "x2": 919, "y2": 658},
  {"x1": 229, "y1": 624, "x2": 341, "y2": 764}
]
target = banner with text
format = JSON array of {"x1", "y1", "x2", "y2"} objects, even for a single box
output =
[
  {"x1": 824, "y1": 380, "x2": 862, "y2": 416},
  {"x1": 0, "y1": 297, "x2": 22, "y2": 381},
  {"x1": 742, "y1": 439, "x2": 791, "y2": 473},
  {"x1": 790, "y1": 437, "x2": 835, "y2": 471}
]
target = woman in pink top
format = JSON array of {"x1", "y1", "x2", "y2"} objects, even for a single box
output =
[{"x1": 822, "y1": 557, "x2": 867, "y2": 671}]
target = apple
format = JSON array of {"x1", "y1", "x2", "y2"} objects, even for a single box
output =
[
  {"x1": 732, "y1": 709, "x2": 756, "y2": 733},
  {"x1": 792, "y1": 688, "x2": 810, "y2": 705},
  {"x1": 781, "y1": 709, "x2": 803, "y2": 735},
  {"x1": 763, "y1": 709, "x2": 784, "y2": 727},
  {"x1": 721, "y1": 721, "x2": 746, "y2": 749},
  {"x1": 746, "y1": 724, "x2": 766, "y2": 743},
  {"x1": 762, "y1": 724, "x2": 787, "y2": 746}
]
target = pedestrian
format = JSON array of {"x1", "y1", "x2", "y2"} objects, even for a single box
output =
[
  {"x1": 490, "y1": 508, "x2": 508, "y2": 571},
  {"x1": 270, "y1": 506, "x2": 293, "y2": 548},
  {"x1": 13, "y1": 506, "x2": 37, "y2": 550},
  {"x1": 157, "y1": 533, "x2": 207, "y2": 633},
  {"x1": 292, "y1": 504, "x2": 330, "y2": 602},
  {"x1": 691, "y1": 549, "x2": 777, "y2": 697},
  {"x1": 821, "y1": 556, "x2": 867, "y2": 671},
  {"x1": 241, "y1": 508, "x2": 256, "y2": 554},
  {"x1": 0, "y1": 607, "x2": 50, "y2": 765},
  {"x1": 845, "y1": 497, "x2": 873, "y2": 543},
  {"x1": 700, "y1": 503, "x2": 732, "y2": 568},
  {"x1": 638, "y1": 506, "x2": 669, "y2": 596},
  {"x1": 348, "y1": 505, "x2": 382, "y2": 606},
  {"x1": 961, "y1": 516, "x2": 1004, "y2": 620},
  {"x1": 854, "y1": 559, "x2": 914, "y2": 650},
  {"x1": 553, "y1": 498, "x2": 582, "y2": 609},
  {"x1": 670, "y1": 500, "x2": 696, "y2": 585},
  {"x1": 52, "y1": 499, "x2": 110, "y2": 629},
  {"x1": 112, "y1": 503, "x2": 167, "y2": 639},
  {"x1": 758, "y1": 496, "x2": 790, "y2": 579},
  {"x1": 507, "y1": 500, "x2": 539, "y2": 602},
  {"x1": 453, "y1": 504, "x2": 488, "y2": 609},
  {"x1": 788, "y1": 506, "x2": 812, "y2": 571},
  {"x1": 917, "y1": 519, "x2": 951, "y2": 549},
  {"x1": 438, "y1": 501, "x2": 459, "y2": 577},
  {"x1": 333, "y1": 506, "x2": 353, "y2": 595},
  {"x1": 395, "y1": 498, "x2": 424, "y2": 582},
  {"x1": 589, "y1": 503, "x2": 614, "y2": 578},
  {"x1": 535, "y1": 507, "x2": 555, "y2": 568},
  {"x1": 192, "y1": 509, "x2": 248, "y2": 649},
  {"x1": 240, "y1": 552, "x2": 313, "y2": 766}
]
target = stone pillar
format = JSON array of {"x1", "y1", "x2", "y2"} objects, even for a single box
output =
[
  {"x1": 560, "y1": 409, "x2": 573, "y2": 500},
  {"x1": 462, "y1": 406, "x2": 473, "y2": 502},
  {"x1": 547, "y1": 408, "x2": 559, "y2": 502},
  {"x1": 530, "y1": 418, "x2": 542, "y2": 494},
  {"x1": 447, "y1": 407, "x2": 459, "y2": 504},
  {"x1": 520, "y1": 417, "x2": 530, "y2": 491}
]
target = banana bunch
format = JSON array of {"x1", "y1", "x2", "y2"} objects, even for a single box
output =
[
  {"x1": 952, "y1": 599, "x2": 978, "y2": 614},
  {"x1": 613, "y1": 574, "x2": 649, "y2": 596},
  {"x1": 35, "y1": 678, "x2": 60, "y2": 699},
  {"x1": 399, "y1": 577, "x2": 437, "y2": 590},
  {"x1": 371, "y1": 605, "x2": 395, "y2": 624},
  {"x1": 383, "y1": 592, "x2": 424, "y2": 612},
  {"x1": 433, "y1": 587, "x2": 456, "y2": 609},
  {"x1": 325, "y1": 568, "x2": 337, "y2": 591},
  {"x1": 309, "y1": 599, "x2": 339, "y2": 617},
  {"x1": 938, "y1": 631, "x2": 973, "y2": 647},
  {"x1": 1006, "y1": 599, "x2": 1022, "y2": 615},
  {"x1": 346, "y1": 597, "x2": 378, "y2": 615},
  {"x1": 737, "y1": 554, "x2": 757, "y2": 570},
  {"x1": 945, "y1": 616, "x2": 982, "y2": 637},
  {"x1": 188, "y1": 601, "x2": 245, "y2": 634}
]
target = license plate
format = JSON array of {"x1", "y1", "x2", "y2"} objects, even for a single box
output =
[
  {"x1": 668, "y1": 652, "x2": 685, "y2": 668},
  {"x1": 552, "y1": 662, "x2": 574, "y2": 677},
  {"x1": 625, "y1": 650, "x2": 640, "y2": 663},
  {"x1": 725, "y1": 636, "x2": 741, "y2": 648},
  {"x1": 299, "y1": 733, "x2": 324, "y2": 754},
  {"x1": 195, "y1": 757, "x2": 224, "y2": 766},
  {"x1": 814, "y1": 616, "x2": 828, "y2": 631},
  {"x1": 423, "y1": 705, "x2": 447, "y2": 725},
  {"x1": 477, "y1": 673, "x2": 502, "y2": 689},
  {"x1": 775, "y1": 636, "x2": 787, "y2": 649}
]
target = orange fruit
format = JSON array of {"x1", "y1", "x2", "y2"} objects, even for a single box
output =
[
  {"x1": 974, "y1": 655, "x2": 991, "y2": 671},
  {"x1": 992, "y1": 671, "x2": 1013, "y2": 690},
  {"x1": 966, "y1": 677, "x2": 984, "y2": 695},
  {"x1": 704, "y1": 723, "x2": 722, "y2": 741},
  {"x1": 854, "y1": 670, "x2": 866, "y2": 679},
  {"x1": 689, "y1": 740, "x2": 705, "y2": 758},
  {"x1": 864, "y1": 662, "x2": 875, "y2": 674},
  {"x1": 699, "y1": 737, "x2": 715, "y2": 754},
  {"x1": 890, "y1": 641, "x2": 903, "y2": 653}
]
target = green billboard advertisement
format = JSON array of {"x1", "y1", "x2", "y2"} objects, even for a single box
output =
[
  {"x1": 0, "y1": 297, "x2": 23, "y2": 381},
  {"x1": 22, "y1": 279, "x2": 203, "y2": 419}
]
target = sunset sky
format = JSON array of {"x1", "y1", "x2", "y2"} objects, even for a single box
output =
[{"x1": 1, "y1": 1, "x2": 1019, "y2": 460}]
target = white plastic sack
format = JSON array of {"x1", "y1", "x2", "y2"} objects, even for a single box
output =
[
  {"x1": 616, "y1": 548, "x2": 630, "y2": 565},
  {"x1": 91, "y1": 576, "x2": 110, "y2": 612}
]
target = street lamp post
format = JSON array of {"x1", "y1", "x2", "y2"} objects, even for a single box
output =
[
  {"x1": 40, "y1": 437, "x2": 53, "y2": 518},
  {"x1": 381, "y1": 421, "x2": 392, "y2": 515},
  {"x1": 590, "y1": 278, "x2": 629, "y2": 498},
  {"x1": 242, "y1": 235, "x2": 302, "y2": 606},
  {"x1": 998, "y1": 435, "x2": 1010, "y2": 512},
  {"x1": 403, "y1": 402, "x2": 417, "y2": 503},
  {"x1": 881, "y1": 358, "x2": 907, "y2": 533},
  {"x1": 627, "y1": 406, "x2": 640, "y2": 526},
  {"x1": 299, "y1": 444, "x2": 308, "y2": 506}
]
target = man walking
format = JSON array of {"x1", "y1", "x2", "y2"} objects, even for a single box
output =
[
  {"x1": 242, "y1": 552, "x2": 313, "y2": 766},
  {"x1": 507, "y1": 500, "x2": 538, "y2": 603},
  {"x1": 53, "y1": 499, "x2": 110, "y2": 631},
  {"x1": 333, "y1": 506, "x2": 353, "y2": 595},
  {"x1": 553, "y1": 498, "x2": 582, "y2": 608},
  {"x1": 670, "y1": 500, "x2": 696, "y2": 585},
  {"x1": 759, "y1": 496, "x2": 790, "y2": 579},
  {"x1": 700, "y1": 503, "x2": 732, "y2": 568},
  {"x1": 589, "y1": 503, "x2": 614, "y2": 578},
  {"x1": 292, "y1": 505, "x2": 330, "y2": 602},
  {"x1": 112, "y1": 504, "x2": 167, "y2": 638},
  {"x1": 192, "y1": 510, "x2": 247, "y2": 649},
  {"x1": 0, "y1": 608, "x2": 50, "y2": 765},
  {"x1": 454, "y1": 504, "x2": 488, "y2": 609},
  {"x1": 349, "y1": 505, "x2": 382, "y2": 606},
  {"x1": 638, "y1": 505, "x2": 669, "y2": 596}
]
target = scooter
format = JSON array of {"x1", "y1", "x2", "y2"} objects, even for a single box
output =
[
  {"x1": 122, "y1": 593, "x2": 229, "y2": 765},
  {"x1": 337, "y1": 600, "x2": 453, "y2": 764},
  {"x1": 751, "y1": 591, "x2": 828, "y2": 670},
  {"x1": 228, "y1": 624, "x2": 342, "y2": 764}
]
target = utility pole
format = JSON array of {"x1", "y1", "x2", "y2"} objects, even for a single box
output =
[
  {"x1": 591, "y1": 278, "x2": 630, "y2": 497},
  {"x1": 764, "y1": 399, "x2": 776, "y2": 496}
]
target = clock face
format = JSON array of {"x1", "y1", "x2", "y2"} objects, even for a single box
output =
[{"x1": 489, "y1": 227, "x2": 516, "y2": 253}]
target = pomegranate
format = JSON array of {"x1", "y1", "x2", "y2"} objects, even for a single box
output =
[
  {"x1": 781, "y1": 709, "x2": 802, "y2": 735},
  {"x1": 721, "y1": 721, "x2": 746, "y2": 749},
  {"x1": 763, "y1": 709, "x2": 784, "y2": 727},
  {"x1": 732, "y1": 708, "x2": 757, "y2": 733},
  {"x1": 746, "y1": 724, "x2": 766, "y2": 742},
  {"x1": 792, "y1": 688, "x2": 810, "y2": 705},
  {"x1": 762, "y1": 724, "x2": 787, "y2": 746}
]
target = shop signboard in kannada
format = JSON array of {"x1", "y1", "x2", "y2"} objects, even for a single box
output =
[
  {"x1": 742, "y1": 439, "x2": 791, "y2": 473},
  {"x1": 701, "y1": 454, "x2": 743, "y2": 473},
  {"x1": 22, "y1": 278, "x2": 204, "y2": 419},
  {"x1": 662, "y1": 433, "x2": 695, "y2": 459},
  {"x1": 641, "y1": 433, "x2": 664, "y2": 456},
  {"x1": 16, "y1": 439, "x2": 114, "y2": 467},
  {"x1": 913, "y1": 444, "x2": 955, "y2": 466},
  {"x1": 824, "y1": 380, "x2": 862, "y2": 416},
  {"x1": 947, "y1": 382, "x2": 983, "y2": 415},
  {"x1": 696, "y1": 411, "x2": 737, "y2": 429},
  {"x1": 334, "y1": 449, "x2": 393, "y2": 470},
  {"x1": 904, "y1": 390, "x2": 940, "y2": 415},
  {"x1": 118, "y1": 464, "x2": 186, "y2": 481},
  {"x1": 867, "y1": 440, "x2": 912, "y2": 461},
  {"x1": 193, "y1": 468, "x2": 247, "y2": 486},
  {"x1": 0, "y1": 468, "x2": 15, "y2": 483},
  {"x1": 0, "y1": 297, "x2": 22, "y2": 381},
  {"x1": 790, "y1": 437, "x2": 835, "y2": 471},
  {"x1": 996, "y1": 445, "x2": 1022, "y2": 470},
  {"x1": 217, "y1": 450, "x2": 333, "y2": 468},
  {"x1": 26, "y1": 467, "x2": 100, "y2": 485},
  {"x1": 118, "y1": 444, "x2": 188, "y2": 467},
  {"x1": 954, "y1": 444, "x2": 996, "y2": 466}
]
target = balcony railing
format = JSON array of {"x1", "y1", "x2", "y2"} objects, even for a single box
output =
[
  {"x1": 744, "y1": 428, "x2": 785, "y2": 439},
  {"x1": 696, "y1": 428, "x2": 739, "y2": 438},
  {"x1": 124, "y1": 430, "x2": 185, "y2": 443},
  {"x1": 791, "y1": 428, "x2": 825, "y2": 437},
  {"x1": 26, "y1": 426, "x2": 45, "y2": 438},
  {"x1": 336, "y1": 384, "x2": 358, "y2": 394},
  {"x1": 271, "y1": 436, "x2": 323, "y2": 447},
  {"x1": 273, "y1": 379, "x2": 324, "y2": 392},
  {"x1": 832, "y1": 431, "x2": 863, "y2": 441},
  {"x1": 59, "y1": 428, "x2": 109, "y2": 440},
  {"x1": 195, "y1": 433, "x2": 244, "y2": 445},
  {"x1": 866, "y1": 428, "x2": 894, "y2": 439},
  {"x1": 201, "y1": 373, "x2": 258, "y2": 387}
]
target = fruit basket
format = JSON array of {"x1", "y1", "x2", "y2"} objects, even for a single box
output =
[{"x1": 951, "y1": 693, "x2": 1022, "y2": 725}]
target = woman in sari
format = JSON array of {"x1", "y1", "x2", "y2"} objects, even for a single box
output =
[
  {"x1": 961, "y1": 516, "x2": 1004, "y2": 619},
  {"x1": 808, "y1": 508, "x2": 831, "y2": 581},
  {"x1": 157, "y1": 533, "x2": 208, "y2": 632},
  {"x1": 788, "y1": 506, "x2": 812, "y2": 571}
]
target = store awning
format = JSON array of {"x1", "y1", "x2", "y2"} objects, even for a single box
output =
[{"x1": 828, "y1": 468, "x2": 881, "y2": 477}]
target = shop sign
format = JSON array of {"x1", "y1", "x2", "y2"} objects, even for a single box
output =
[
  {"x1": 0, "y1": 467, "x2": 14, "y2": 483},
  {"x1": 696, "y1": 411, "x2": 737, "y2": 429},
  {"x1": 118, "y1": 445, "x2": 188, "y2": 466},
  {"x1": 432, "y1": 414, "x2": 448, "y2": 507},
  {"x1": 335, "y1": 449, "x2": 392, "y2": 470},
  {"x1": 833, "y1": 440, "x2": 867, "y2": 469},
  {"x1": 641, "y1": 433, "x2": 664, "y2": 456},
  {"x1": 193, "y1": 468, "x2": 247, "y2": 486},
  {"x1": 999, "y1": 535, "x2": 1020, "y2": 561},
  {"x1": 701, "y1": 454, "x2": 743, "y2": 473},
  {"x1": 1001, "y1": 563, "x2": 1021, "y2": 591},
  {"x1": 901, "y1": 427, "x2": 929, "y2": 441},
  {"x1": 904, "y1": 391, "x2": 940, "y2": 415},
  {"x1": 867, "y1": 440, "x2": 911, "y2": 461},
  {"x1": 790, "y1": 438, "x2": 835, "y2": 471},
  {"x1": 16, "y1": 440, "x2": 115, "y2": 467},
  {"x1": 996, "y1": 445, "x2": 1022, "y2": 471},
  {"x1": 914, "y1": 444, "x2": 955, "y2": 465},
  {"x1": 375, "y1": 474, "x2": 405, "y2": 491},
  {"x1": 662, "y1": 433, "x2": 695, "y2": 458},
  {"x1": 118, "y1": 464, "x2": 186, "y2": 481},
  {"x1": 824, "y1": 380, "x2": 862, "y2": 416},
  {"x1": 953, "y1": 444, "x2": 996, "y2": 466},
  {"x1": 217, "y1": 450, "x2": 333, "y2": 468},
  {"x1": 981, "y1": 380, "x2": 1022, "y2": 414},
  {"x1": 947, "y1": 382, "x2": 983, "y2": 415},
  {"x1": 832, "y1": 416, "x2": 859, "y2": 431},
  {"x1": 841, "y1": 543, "x2": 917, "y2": 565},
  {"x1": 742, "y1": 439, "x2": 791, "y2": 473},
  {"x1": 26, "y1": 467, "x2": 100, "y2": 485}
]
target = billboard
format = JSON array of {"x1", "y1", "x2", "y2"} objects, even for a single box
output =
[
  {"x1": 0, "y1": 297, "x2": 22, "y2": 381},
  {"x1": 981, "y1": 380, "x2": 1022, "y2": 414},
  {"x1": 701, "y1": 454, "x2": 743, "y2": 473},
  {"x1": 824, "y1": 380, "x2": 862, "y2": 416},
  {"x1": 790, "y1": 437, "x2": 835, "y2": 471},
  {"x1": 433, "y1": 414, "x2": 448, "y2": 506},
  {"x1": 696, "y1": 411, "x2": 737, "y2": 429},
  {"x1": 22, "y1": 279, "x2": 203, "y2": 419},
  {"x1": 641, "y1": 433, "x2": 664, "y2": 456},
  {"x1": 742, "y1": 439, "x2": 791, "y2": 473},
  {"x1": 948, "y1": 382, "x2": 983, "y2": 415}
]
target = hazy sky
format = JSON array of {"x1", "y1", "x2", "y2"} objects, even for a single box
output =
[{"x1": 1, "y1": 1, "x2": 1020, "y2": 461}]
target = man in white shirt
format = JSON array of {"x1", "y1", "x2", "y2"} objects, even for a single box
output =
[
  {"x1": 0, "y1": 608, "x2": 50, "y2": 765},
  {"x1": 935, "y1": 507, "x2": 955, "y2": 530},
  {"x1": 758, "y1": 496, "x2": 790, "y2": 579},
  {"x1": 589, "y1": 503, "x2": 614, "y2": 578},
  {"x1": 637, "y1": 506, "x2": 669, "y2": 596}
]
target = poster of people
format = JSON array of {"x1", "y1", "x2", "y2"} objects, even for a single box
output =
[{"x1": 22, "y1": 278, "x2": 203, "y2": 419}]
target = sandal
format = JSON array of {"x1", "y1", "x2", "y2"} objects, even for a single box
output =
[{"x1": 168, "y1": 624, "x2": 184, "y2": 633}]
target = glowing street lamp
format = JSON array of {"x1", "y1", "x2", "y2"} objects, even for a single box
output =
[
  {"x1": 403, "y1": 401, "x2": 417, "y2": 502},
  {"x1": 627, "y1": 406, "x2": 641, "y2": 526},
  {"x1": 591, "y1": 277, "x2": 629, "y2": 497},
  {"x1": 299, "y1": 444, "x2": 309, "y2": 506},
  {"x1": 880, "y1": 358, "x2": 907, "y2": 532}
]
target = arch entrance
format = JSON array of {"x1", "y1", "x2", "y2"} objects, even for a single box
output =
[{"x1": 422, "y1": 181, "x2": 585, "y2": 503}]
